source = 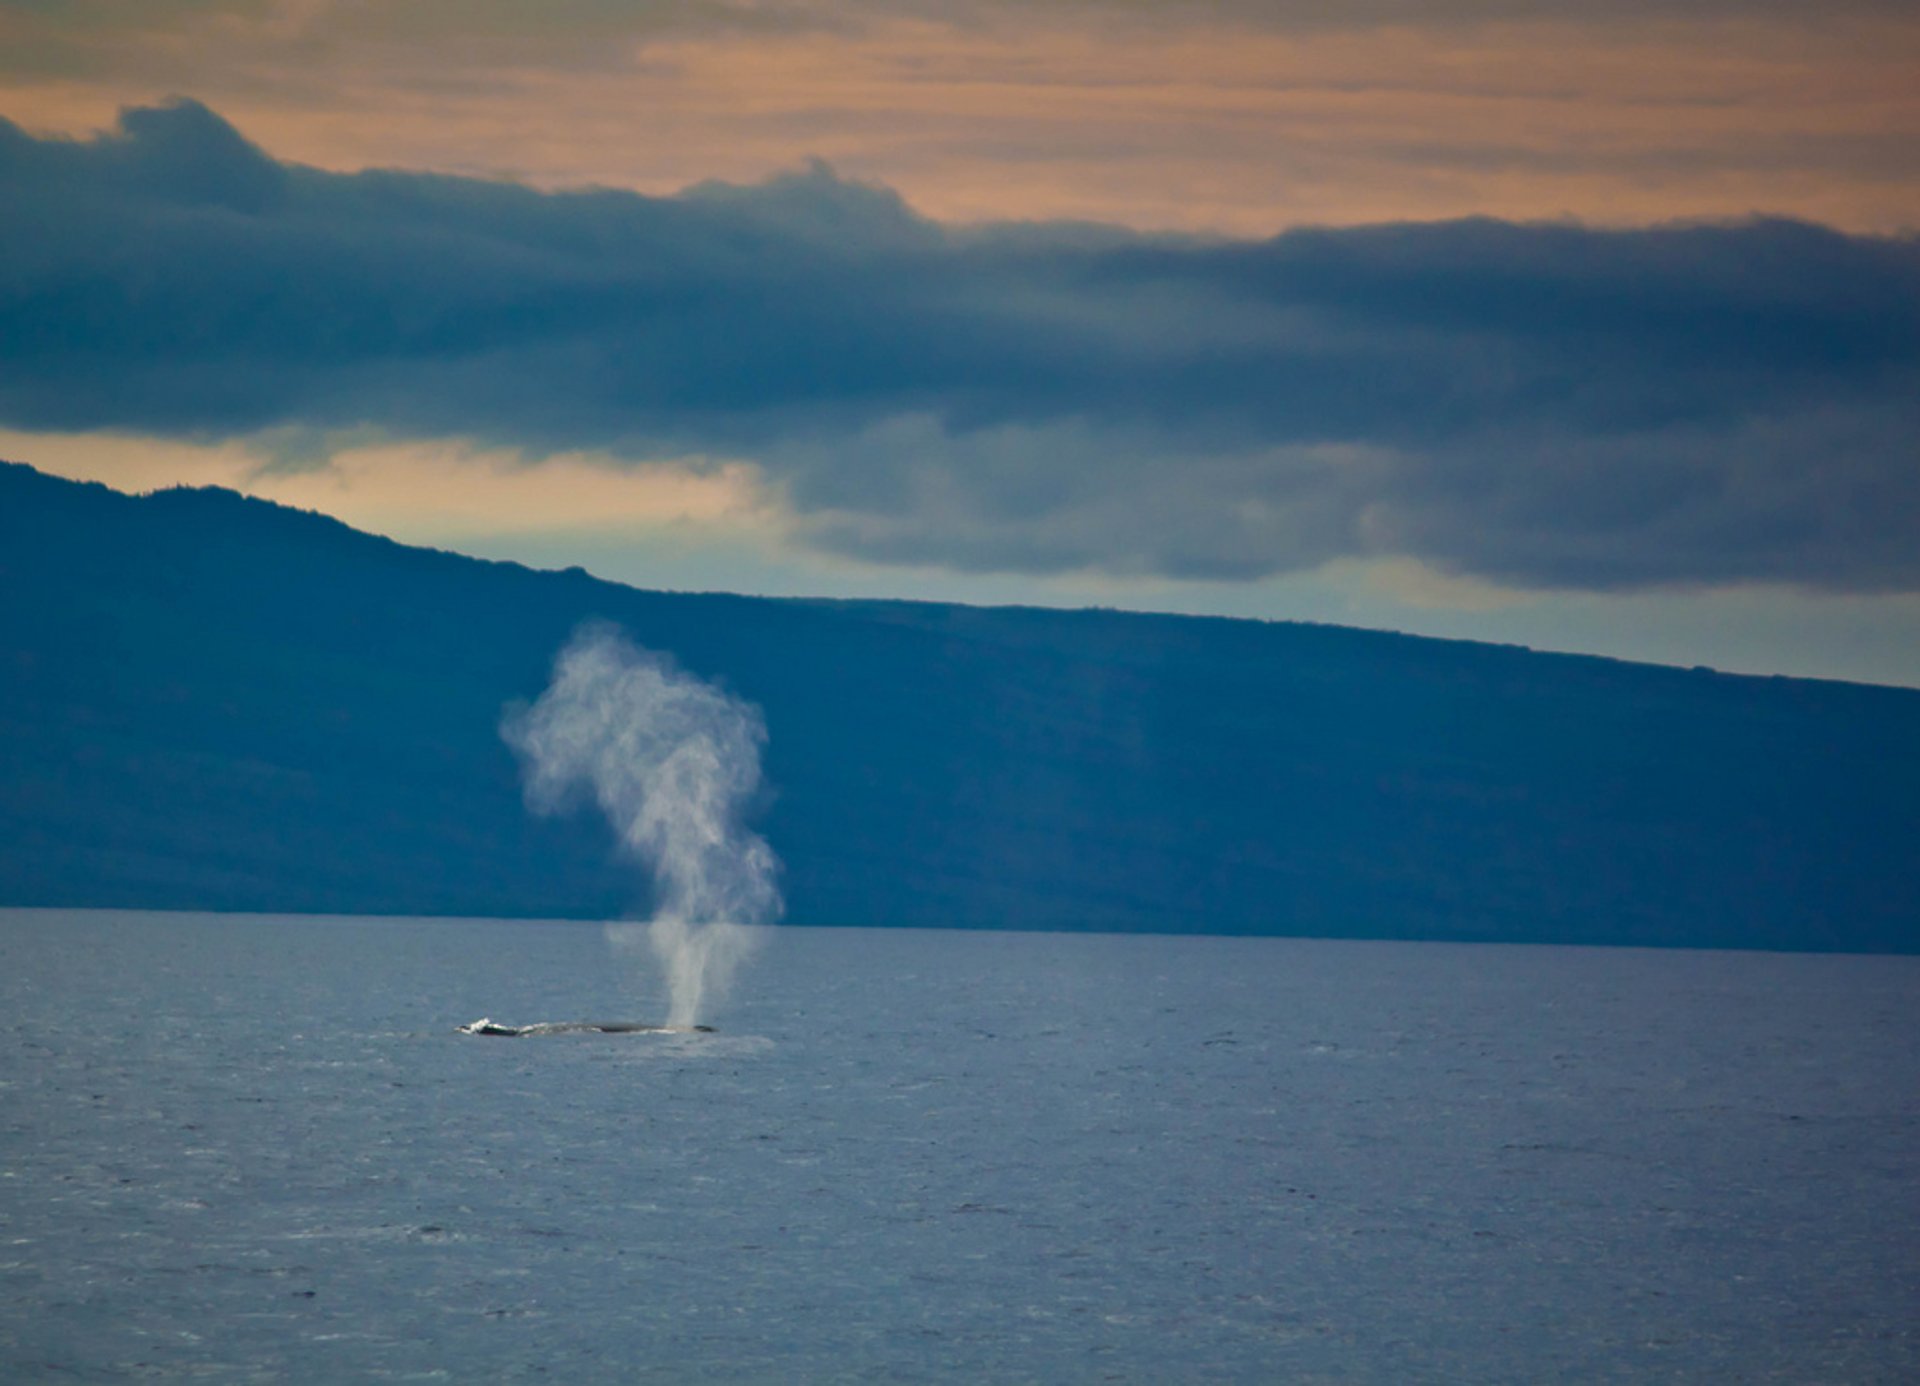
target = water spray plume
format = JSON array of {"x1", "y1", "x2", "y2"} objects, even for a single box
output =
[{"x1": 502, "y1": 623, "x2": 780, "y2": 1028}]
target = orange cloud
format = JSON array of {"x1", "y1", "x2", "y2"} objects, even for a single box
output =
[{"x1": 2, "y1": 11, "x2": 1915, "y2": 232}]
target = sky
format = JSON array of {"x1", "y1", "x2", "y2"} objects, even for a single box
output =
[{"x1": 2, "y1": 0, "x2": 1917, "y2": 686}]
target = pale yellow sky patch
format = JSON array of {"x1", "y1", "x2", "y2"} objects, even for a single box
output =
[
  {"x1": 260, "y1": 446, "x2": 776, "y2": 544},
  {"x1": 1, "y1": 429, "x2": 264, "y2": 494},
  {"x1": 2, "y1": 428, "x2": 783, "y2": 551},
  {"x1": 1353, "y1": 557, "x2": 1540, "y2": 614}
]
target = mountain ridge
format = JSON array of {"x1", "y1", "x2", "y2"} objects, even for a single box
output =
[{"x1": 4, "y1": 458, "x2": 1916, "y2": 951}]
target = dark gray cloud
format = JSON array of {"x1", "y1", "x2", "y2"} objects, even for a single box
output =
[{"x1": 3, "y1": 99, "x2": 1918, "y2": 592}]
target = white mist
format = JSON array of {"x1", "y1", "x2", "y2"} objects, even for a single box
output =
[{"x1": 502, "y1": 623, "x2": 780, "y2": 1028}]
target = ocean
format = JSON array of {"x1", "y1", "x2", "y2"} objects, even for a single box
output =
[{"x1": 1, "y1": 909, "x2": 1914, "y2": 1382}]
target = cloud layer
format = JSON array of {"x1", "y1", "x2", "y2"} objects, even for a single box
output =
[
  {"x1": 7, "y1": 5, "x2": 1917, "y2": 236},
  {"x1": 3, "y1": 100, "x2": 1917, "y2": 592}
]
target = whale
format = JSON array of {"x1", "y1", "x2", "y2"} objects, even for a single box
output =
[{"x1": 457, "y1": 1017, "x2": 715, "y2": 1037}]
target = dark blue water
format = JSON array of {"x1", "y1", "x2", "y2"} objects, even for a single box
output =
[{"x1": 2, "y1": 910, "x2": 1915, "y2": 1382}]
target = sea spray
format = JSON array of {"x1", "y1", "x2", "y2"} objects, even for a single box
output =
[{"x1": 501, "y1": 623, "x2": 780, "y2": 1028}]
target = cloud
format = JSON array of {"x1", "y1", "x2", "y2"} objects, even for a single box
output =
[
  {"x1": 0, "y1": 1, "x2": 813, "y2": 81},
  {"x1": 5, "y1": 8, "x2": 1914, "y2": 236},
  {"x1": 2, "y1": 99, "x2": 1918, "y2": 593},
  {"x1": 6, "y1": 0, "x2": 1915, "y2": 78}
]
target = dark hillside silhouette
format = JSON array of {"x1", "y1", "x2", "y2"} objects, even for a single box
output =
[{"x1": 2, "y1": 459, "x2": 1915, "y2": 951}]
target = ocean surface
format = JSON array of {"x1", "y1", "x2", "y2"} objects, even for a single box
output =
[{"x1": 1, "y1": 909, "x2": 1914, "y2": 1383}]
